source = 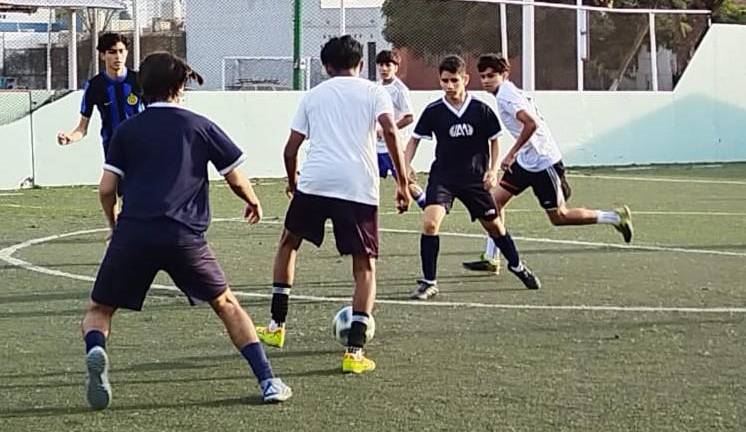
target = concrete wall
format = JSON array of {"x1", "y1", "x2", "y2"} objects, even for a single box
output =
[{"x1": 1, "y1": 24, "x2": 745, "y2": 190}]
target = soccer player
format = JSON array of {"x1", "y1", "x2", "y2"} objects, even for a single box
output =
[
  {"x1": 375, "y1": 51, "x2": 417, "y2": 180},
  {"x1": 255, "y1": 36, "x2": 410, "y2": 374},
  {"x1": 405, "y1": 55, "x2": 540, "y2": 301},
  {"x1": 57, "y1": 32, "x2": 143, "y2": 153},
  {"x1": 80, "y1": 52, "x2": 291, "y2": 410},
  {"x1": 461, "y1": 54, "x2": 633, "y2": 273}
]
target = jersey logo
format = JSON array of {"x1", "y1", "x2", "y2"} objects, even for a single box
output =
[
  {"x1": 127, "y1": 93, "x2": 139, "y2": 106},
  {"x1": 449, "y1": 123, "x2": 474, "y2": 138}
]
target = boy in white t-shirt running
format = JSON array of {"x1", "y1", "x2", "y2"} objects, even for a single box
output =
[{"x1": 462, "y1": 54, "x2": 633, "y2": 274}]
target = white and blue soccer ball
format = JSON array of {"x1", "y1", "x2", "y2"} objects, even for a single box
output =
[{"x1": 332, "y1": 305, "x2": 375, "y2": 346}]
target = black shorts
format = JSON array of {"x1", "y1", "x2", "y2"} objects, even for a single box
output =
[
  {"x1": 284, "y1": 191, "x2": 379, "y2": 257},
  {"x1": 500, "y1": 160, "x2": 572, "y2": 210},
  {"x1": 425, "y1": 179, "x2": 498, "y2": 222},
  {"x1": 91, "y1": 220, "x2": 228, "y2": 311}
]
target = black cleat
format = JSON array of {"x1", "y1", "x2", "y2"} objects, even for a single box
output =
[{"x1": 508, "y1": 264, "x2": 541, "y2": 290}]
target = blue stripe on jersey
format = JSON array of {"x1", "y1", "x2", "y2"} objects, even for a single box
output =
[
  {"x1": 80, "y1": 80, "x2": 90, "y2": 115},
  {"x1": 122, "y1": 82, "x2": 138, "y2": 118},
  {"x1": 104, "y1": 84, "x2": 119, "y2": 143}
]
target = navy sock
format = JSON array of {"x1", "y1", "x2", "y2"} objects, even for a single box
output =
[
  {"x1": 491, "y1": 233, "x2": 520, "y2": 269},
  {"x1": 240, "y1": 342, "x2": 274, "y2": 383},
  {"x1": 84, "y1": 330, "x2": 106, "y2": 354},
  {"x1": 347, "y1": 311, "x2": 370, "y2": 349},
  {"x1": 420, "y1": 234, "x2": 440, "y2": 282},
  {"x1": 270, "y1": 282, "x2": 291, "y2": 324}
]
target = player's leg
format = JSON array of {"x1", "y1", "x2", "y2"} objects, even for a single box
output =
[
  {"x1": 81, "y1": 300, "x2": 116, "y2": 410},
  {"x1": 459, "y1": 184, "x2": 541, "y2": 290},
  {"x1": 329, "y1": 198, "x2": 379, "y2": 373},
  {"x1": 82, "y1": 232, "x2": 158, "y2": 410},
  {"x1": 535, "y1": 162, "x2": 633, "y2": 242},
  {"x1": 165, "y1": 242, "x2": 291, "y2": 403},
  {"x1": 462, "y1": 162, "x2": 528, "y2": 273},
  {"x1": 258, "y1": 192, "x2": 325, "y2": 347},
  {"x1": 406, "y1": 168, "x2": 427, "y2": 210},
  {"x1": 412, "y1": 203, "x2": 448, "y2": 300},
  {"x1": 209, "y1": 289, "x2": 292, "y2": 402}
]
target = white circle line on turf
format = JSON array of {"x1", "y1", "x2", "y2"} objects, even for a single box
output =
[
  {"x1": 566, "y1": 174, "x2": 746, "y2": 186},
  {"x1": 2, "y1": 225, "x2": 746, "y2": 314},
  {"x1": 381, "y1": 209, "x2": 746, "y2": 217}
]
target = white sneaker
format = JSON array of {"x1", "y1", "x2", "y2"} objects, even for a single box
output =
[
  {"x1": 85, "y1": 346, "x2": 112, "y2": 410},
  {"x1": 260, "y1": 377, "x2": 292, "y2": 403},
  {"x1": 410, "y1": 280, "x2": 439, "y2": 300}
]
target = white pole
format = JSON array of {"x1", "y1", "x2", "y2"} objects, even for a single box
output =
[
  {"x1": 132, "y1": 0, "x2": 141, "y2": 67},
  {"x1": 47, "y1": 8, "x2": 52, "y2": 90},
  {"x1": 576, "y1": 0, "x2": 585, "y2": 91},
  {"x1": 648, "y1": 12, "x2": 658, "y2": 91},
  {"x1": 500, "y1": 3, "x2": 508, "y2": 58},
  {"x1": 340, "y1": 0, "x2": 346, "y2": 35},
  {"x1": 92, "y1": 8, "x2": 99, "y2": 75},
  {"x1": 221, "y1": 57, "x2": 225, "y2": 90},
  {"x1": 68, "y1": 9, "x2": 78, "y2": 90},
  {"x1": 521, "y1": 0, "x2": 535, "y2": 90}
]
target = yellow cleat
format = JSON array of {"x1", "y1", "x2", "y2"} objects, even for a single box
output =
[
  {"x1": 342, "y1": 351, "x2": 376, "y2": 374},
  {"x1": 256, "y1": 325, "x2": 285, "y2": 348}
]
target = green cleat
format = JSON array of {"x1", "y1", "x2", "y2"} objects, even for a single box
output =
[
  {"x1": 256, "y1": 325, "x2": 286, "y2": 348},
  {"x1": 614, "y1": 205, "x2": 634, "y2": 243}
]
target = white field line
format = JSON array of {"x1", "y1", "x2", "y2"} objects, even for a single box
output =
[
  {"x1": 381, "y1": 209, "x2": 746, "y2": 217},
  {"x1": 2, "y1": 225, "x2": 745, "y2": 314},
  {"x1": 566, "y1": 174, "x2": 746, "y2": 186}
]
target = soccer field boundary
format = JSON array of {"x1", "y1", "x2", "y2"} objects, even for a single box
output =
[{"x1": 2, "y1": 225, "x2": 745, "y2": 314}]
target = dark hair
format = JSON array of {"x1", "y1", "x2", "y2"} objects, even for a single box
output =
[
  {"x1": 439, "y1": 55, "x2": 466, "y2": 75},
  {"x1": 320, "y1": 35, "x2": 364, "y2": 71},
  {"x1": 139, "y1": 52, "x2": 204, "y2": 103},
  {"x1": 477, "y1": 54, "x2": 510, "y2": 74},
  {"x1": 96, "y1": 32, "x2": 129, "y2": 53},
  {"x1": 375, "y1": 50, "x2": 400, "y2": 65}
]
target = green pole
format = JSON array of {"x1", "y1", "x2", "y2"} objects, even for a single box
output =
[{"x1": 293, "y1": 0, "x2": 302, "y2": 90}]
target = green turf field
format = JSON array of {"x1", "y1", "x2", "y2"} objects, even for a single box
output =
[{"x1": 1, "y1": 164, "x2": 745, "y2": 431}]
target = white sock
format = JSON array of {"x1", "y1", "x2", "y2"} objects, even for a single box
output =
[
  {"x1": 509, "y1": 262, "x2": 525, "y2": 272},
  {"x1": 416, "y1": 193, "x2": 426, "y2": 209},
  {"x1": 485, "y1": 237, "x2": 500, "y2": 260},
  {"x1": 596, "y1": 210, "x2": 621, "y2": 225}
]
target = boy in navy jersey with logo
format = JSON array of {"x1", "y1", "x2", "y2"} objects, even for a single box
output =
[
  {"x1": 80, "y1": 52, "x2": 291, "y2": 410},
  {"x1": 405, "y1": 55, "x2": 540, "y2": 300},
  {"x1": 57, "y1": 32, "x2": 143, "y2": 154}
]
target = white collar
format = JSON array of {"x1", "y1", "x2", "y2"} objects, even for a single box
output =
[
  {"x1": 441, "y1": 93, "x2": 473, "y2": 118},
  {"x1": 147, "y1": 102, "x2": 184, "y2": 109}
]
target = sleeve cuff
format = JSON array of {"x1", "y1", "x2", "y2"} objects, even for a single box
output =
[
  {"x1": 218, "y1": 153, "x2": 247, "y2": 176},
  {"x1": 412, "y1": 132, "x2": 432, "y2": 140},
  {"x1": 103, "y1": 164, "x2": 125, "y2": 178},
  {"x1": 488, "y1": 131, "x2": 501, "y2": 141}
]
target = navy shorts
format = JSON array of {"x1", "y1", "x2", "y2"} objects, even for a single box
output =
[
  {"x1": 377, "y1": 152, "x2": 397, "y2": 179},
  {"x1": 284, "y1": 191, "x2": 379, "y2": 257},
  {"x1": 425, "y1": 178, "x2": 498, "y2": 222},
  {"x1": 91, "y1": 219, "x2": 228, "y2": 311},
  {"x1": 500, "y1": 161, "x2": 572, "y2": 210}
]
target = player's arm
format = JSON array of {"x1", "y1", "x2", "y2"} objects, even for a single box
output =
[
  {"x1": 98, "y1": 170, "x2": 119, "y2": 229},
  {"x1": 404, "y1": 136, "x2": 420, "y2": 169},
  {"x1": 57, "y1": 115, "x2": 90, "y2": 145},
  {"x1": 283, "y1": 130, "x2": 306, "y2": 197},
  {"x1": 484, "y1": 136, "x2": 500, "y2": 190},
  {"x1": 396, "y1": 113, "x2": 414, "y2": 130},
  {"x1": 503, "y1": 110, "x2": 537, "y2": 165},
  {"x1": 224, "y1": 169, "x2": 263, "y2": 224}
]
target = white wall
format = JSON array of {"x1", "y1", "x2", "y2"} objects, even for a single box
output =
[{"x1": 1, "y1": 24, "x2": 745, "y2": 190}]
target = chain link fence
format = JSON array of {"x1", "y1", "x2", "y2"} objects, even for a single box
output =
[{"x1": 0, "y1": 0, "x2": 713, "y2": 93}]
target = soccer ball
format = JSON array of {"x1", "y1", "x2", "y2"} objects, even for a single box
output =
[{"x1": 332, "y1": 305, "x2": 375, "y2": 346}]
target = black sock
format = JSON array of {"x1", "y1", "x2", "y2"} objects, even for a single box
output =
[
  {"x1": 491, "y1": 233, "x2": 521, "y2": 269},
  {"x1": 420, "y1": 234, "x2": 440, "y2": 282},
  {"x1": 84, "y1": 330, "x2": 106, "y2": 353},
  {"x1": 271, "y1": 282, "x2": 291, "y2": 324},
  {"x1": 347, "y1": 311, "x2": 370, "y2": 349}
]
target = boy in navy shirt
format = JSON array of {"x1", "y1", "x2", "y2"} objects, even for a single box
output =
[
  {"x1": 405, "y1": 55, "x2": 540, "y2": 300},
  {"x1": 80, "y1": 52, "x2": 291, "y2": 410},
  {"x1": 57, "y1": 32, "x2": 143, "y2": 154}
]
